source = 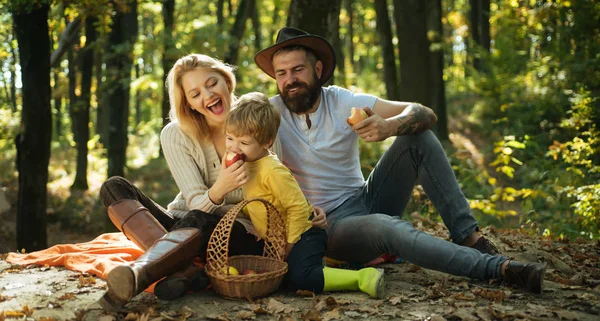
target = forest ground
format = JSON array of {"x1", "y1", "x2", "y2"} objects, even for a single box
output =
[
  {"x1": 1, "y1": 220, "x2": 599, "y2": 321},
  {"x1": 1, "y1": 128, "x2": 599, "y2": 320}
]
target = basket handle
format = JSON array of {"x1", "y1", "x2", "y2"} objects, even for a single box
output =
[{"x1": 205, "y1": 198, "x2": 287, "y2": 275}]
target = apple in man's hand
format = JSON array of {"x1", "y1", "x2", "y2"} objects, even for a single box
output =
[
  {"x1": 224, "y1": 151, "x2": 246, "y2": 168},
  {"x1": 346, "y1": 107, "x2": 368, "y2": 126}
]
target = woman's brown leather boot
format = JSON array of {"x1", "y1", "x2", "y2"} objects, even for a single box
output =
[
  {"x1": 107, "y1": 199, "x2": 167, "y2": 251},
  {"x1": 98, "y1": 228, "x2": 203, "y2": 311}
]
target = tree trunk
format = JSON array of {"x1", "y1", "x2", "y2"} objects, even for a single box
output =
[
  {"x1": 2, "y1": 74, "x2": 9, "y2": 105},
  {"x1": 393, "y1": 0, "x2": 432, "y2": 107},
  {"x1": 95, "y1": 49, "x2": 107, "y2": 146},
  {"x1": 217, "y1": 0, "x2": 225, "y2": 26},
  {"x1": 162, "y1": 0, "x2": 175, "y2": 134},
  {"x1": 469, "y1": 0, "x2": 481, "y2": 71},
  {"x1": 72, "y1": 16, "x2": 97, "y2": 190},
  {"x1": 374, "y1": 0, "x2": 399, "y2": 100},
  {"x1": 225, "y1": 0, "x2": 254, "y2": 66},
  {"x1": 134, "y1": 63, "x2": 141, "y2": 127},
  {"x1": 106, "y1": 0, "x2": 138, "y2": 179},
  {"x1": 251, "y1": 0, "x2": 261, "y2": 51},
  {"x1": 271, "y1": 1, "x2": 280, "y2": 35},
  {"x1": 13, "y1": 3, "x2": 51, "y2": 251},
  {"x1": 52, "y1": 70, "x2": 63, "y2": 139},
  {"x1": 66, "y1": 15, "x2": 79, "y2": 153},
  {"x1": 327, "y1": 0, "x2": 342, "y2": 86},
  {"x1": 427, "y1": 0, "x2": 448, "y2": 141},
  {"x1": 9, "y1": 30, "x2": 18, "y2": 112},
  {"x1": 345, "y1": 0, "x2": 356, "y2": 77},
  {"x1": 480, "y1": 0, "x2": 491, "y2": 72},
  {"x1": 50, "y1": 24, "x2": 63, "y2": 139},
  {"x1": 287, "y1": 0, "x2": 339, "y2": 41},
  {"x1": 287, "y1": 0, "x2": 342, "y2": 85}
]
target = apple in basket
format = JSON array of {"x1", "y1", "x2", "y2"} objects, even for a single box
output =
[
  {"x1": 241, "y1": 269, "x2": 257, "y2": 275},
  {"x1": 224, "y1": 151, "x2": 246, "y2": 168},
  {"x1": 221, "y1": 266, "x2": 239, "y2": 275},
  {"x1": 346, "y1": 107, "x2": 368, "y2": 126}
]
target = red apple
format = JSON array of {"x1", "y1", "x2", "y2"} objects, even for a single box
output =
[
  {"x1": 224, "y1": 151, "x2": 246, "y2": 168},
  {"x1": 346, "y1": 107, "x2": 368, "y2": 126},
  {"x1": 241, "y1": 269, "x2": 257, "y2": 275}
]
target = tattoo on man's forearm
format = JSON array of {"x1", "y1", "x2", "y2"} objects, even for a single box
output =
[{"x1": 395, "y1": 105, "x2": 437, "y2": 136}]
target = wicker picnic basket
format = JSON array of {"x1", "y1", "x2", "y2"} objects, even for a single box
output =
[{"x1": 205, "y1": 198, "x2": 288, "y2": 299}]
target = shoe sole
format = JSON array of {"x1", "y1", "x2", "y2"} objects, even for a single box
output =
[
  {"x1": 374, "y1": 268, "x2": 386, "y2": 299},
  {"x1": 528, "y1": 263, "x2": 547, "y2": 294},
  {"x1": 102, "y1": 265, "x2": 135, "y2": 308}
]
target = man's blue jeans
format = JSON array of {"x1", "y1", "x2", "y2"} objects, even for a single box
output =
[{"x1": 325, "y1": 130, "x2": 507, "y2": 280}]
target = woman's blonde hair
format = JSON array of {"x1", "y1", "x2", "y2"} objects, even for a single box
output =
[{"x1": 166, "y1": 54, "x2": 236, "y2": 142}]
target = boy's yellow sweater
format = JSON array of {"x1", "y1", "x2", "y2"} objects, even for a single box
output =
[{"x1": 242, "y1": 154, "x2": 313, "y2": 244}]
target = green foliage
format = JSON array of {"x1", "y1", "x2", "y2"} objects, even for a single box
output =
[
  {"x1": 452, "y1": 0, "x2": 600, "y2": 239},
  {"x1": 1, "y1": 0, "x2": 598, "y2": 242}
]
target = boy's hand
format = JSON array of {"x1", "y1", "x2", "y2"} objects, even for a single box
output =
[
  {"x1": 311, "y1": 206, "x2": 328, "y2": 229},
  {"x1": 210, "y1": 153, "x2": 248, "y2": 204}
]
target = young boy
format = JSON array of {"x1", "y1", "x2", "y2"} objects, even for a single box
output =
[{"x1": 225, "y1": 92, "x2": 385, "y2": 298}]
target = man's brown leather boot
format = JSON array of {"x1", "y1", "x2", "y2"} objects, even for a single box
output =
[
  {"x1": 107, "y1": 199, "x2": 167, "y2": 251},
  {"x1": 98, "y1": 228, "x2": 203, "y2": 311},
  {"x1": 503, "y1": 261, "x2": 546, "y2": 294}
]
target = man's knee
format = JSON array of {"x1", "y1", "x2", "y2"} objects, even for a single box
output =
[
  {"x1": 363, "y1": 214, "x2": 417, "y2": 243},
  {"x1": 391, "y1": 129, "x2": 438, "y2": 148}
]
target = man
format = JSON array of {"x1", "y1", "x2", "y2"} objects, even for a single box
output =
[
  {"x1": 253, "y1": 27, "x2": 546, "y2": 294},
  {"x1": 255, "y1": 28, "x2": 498, "y2": 261}
]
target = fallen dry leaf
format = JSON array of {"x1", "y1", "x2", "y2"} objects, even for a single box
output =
[
  {"x1": 3, "y1": 310, "x2": 25, "y2": 318},
  {"x1": 388, "y1": 295, "x2": 402, "y2": 305},
  {"x1": 472, "y1": 288, "x2": 506, "y2": 303},
  {"x1": 22, "y1": 305, "x2": 34, "y2": 317},
  {"x1": 343, "y1": 311, "x2": 365, "y2": 318},
  {"x1": 267, "y1": 298, "x2": 299, "y2": 314},
  {"x1": 77, "y1": 274, "x2": 96, "y2": 287},
  {"x1": 453, "y1": 292, "x2": 476, "y2": 301},
  {"x1": 295, "y1": 289, "x2": 314, "y2": 297},
  {"x1": 250, "y1": 305, "x2": 268, "y2": 315},
  {"x1": 234, "y1": 310, "x2": 255, "y2": 320},
  {"x1": 0, "y1": 294, "x2": 13, "y2": 302},
  {"x1": 552, "y1": 309, "x2": 582, "y2": 321},
  {"x1": 313, "y1": 298, "x2": 328, "y2": 312},
  {"x1": 47, "y1": 301, "x2": 62, "y2": 308},
  {"x1": 322, "y1": 308, "x2": 341, "y2": 321},
  {"x1": 300, "y1": 309, "x2": 321, "y2": 321},
  {"x1": 57, "y1": 293, "x2": 75, "y2": 300},
  {"x1": 449, "y1": 307, "x2": 478, "y2": 321},
  {"x1": 205, "y1": 312, "x2": 230, "y2": 321}
]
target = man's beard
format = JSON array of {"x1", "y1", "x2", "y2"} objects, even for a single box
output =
[{"x1": 279, "y1": 75, "x2": 321, "y2": 114}]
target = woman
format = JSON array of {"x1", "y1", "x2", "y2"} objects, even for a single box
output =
[{"x1": 98, "y1": 54, "x2": 326, "y2": 311}]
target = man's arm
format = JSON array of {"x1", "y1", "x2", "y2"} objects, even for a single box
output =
[{"x1": 352, "y1": 98, "x2": 438, "y2": 141}]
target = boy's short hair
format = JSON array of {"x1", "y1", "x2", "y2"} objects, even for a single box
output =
[{"x1": 226, "y1": 92, "x2": 280, "y2": 146}]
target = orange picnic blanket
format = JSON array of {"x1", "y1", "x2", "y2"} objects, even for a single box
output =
[{"x1": 6, "y1": 232, "x2": 142, "y2": 280}]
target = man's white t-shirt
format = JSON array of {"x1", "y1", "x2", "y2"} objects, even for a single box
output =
[{"x1": 270, "y1": 86, "x2": 377, "y2": 213}]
